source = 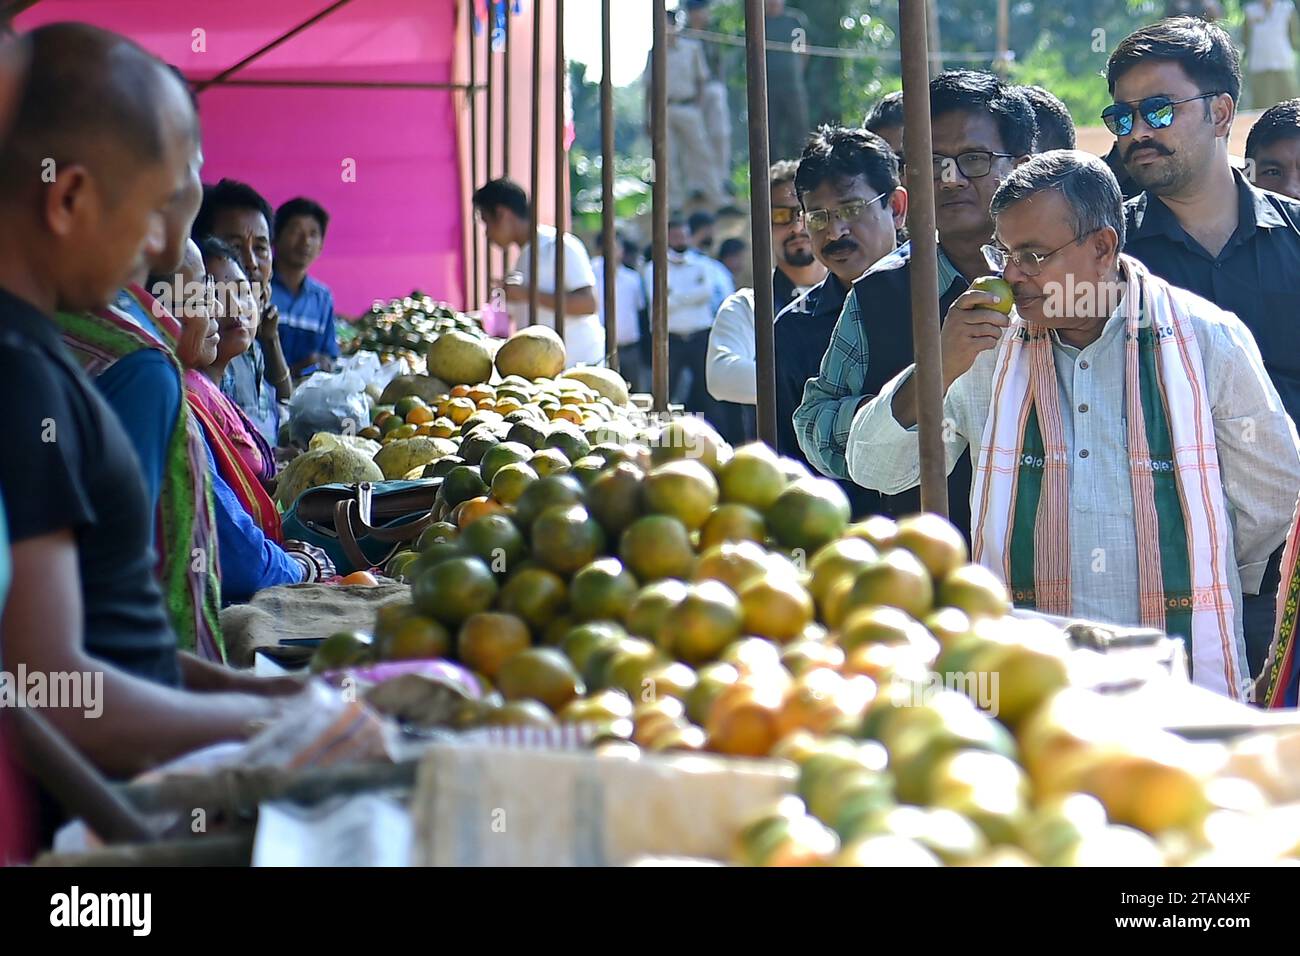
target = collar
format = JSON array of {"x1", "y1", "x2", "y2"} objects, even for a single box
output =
[
  {"x1": 937, "y1": 244, "x2": 963, "y2": 291},
  {"x1": 0, "y1": 286, "x2": 63, "y2": 353},
  {"x1": 272, "y1": 272, "x2": 317, "y2": 296},
  {"x1": 1130, "y1": 166, "x2": 1288, "y2": 243}
]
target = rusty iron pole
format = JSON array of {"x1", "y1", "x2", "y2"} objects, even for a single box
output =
[
  {"x1": 600, "y1": 0, "x2": 618, "y2": 369},
  {"x1": 899, "y1": 0, "x2": 948, "y2": 516},
  {"x1": 744, "y1": 0, "x2": 776, "y2": 446},
  {"x1": 554, "y1": 0, "x2": 567, "y2": 343},
  {"x1": 529, "y1": 0, "x2": 542, "y2": 325},
  {"x1": 650, "y1": 0, "x2": 669, "y2": 411}
]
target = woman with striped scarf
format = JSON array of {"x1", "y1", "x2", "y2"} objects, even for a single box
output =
[{"x1": 847, "y1": 151, "x2": 1300, "y2": 701}]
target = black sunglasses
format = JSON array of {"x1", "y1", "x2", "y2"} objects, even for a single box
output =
[{"x1": 1100, "y1": 92, "x2": 1221, "y2": 136}]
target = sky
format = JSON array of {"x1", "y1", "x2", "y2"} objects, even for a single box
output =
[{"x1": 564, "y1": 0, "x2": 658, "y2": 87}]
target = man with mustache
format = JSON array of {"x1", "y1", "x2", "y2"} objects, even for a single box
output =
[
  {"x1": 1107, "y1": 17, "x2": 1300, "y2": 680},
  {"x1": 794, "y1": 70, "x2": 1037, "y2": 534},
  {"x1": 848, "y1": 150, "x2": 1299, "y2": 701},
  {"x1": 705, "y1": 161, "x2": 827, "y2": 443},
  {"x1": 773, "y1": 127, "x2": 904, "y2": 515}
]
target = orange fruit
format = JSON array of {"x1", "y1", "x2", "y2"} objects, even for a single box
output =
[
  {"x1": 447, "y1": 397, "x2": 477, "y2": 424},
  {"x1": 450, "y1": 383, "x2": 473, "y2": 398},
  {"x1": 458, "y1": 612, "x2": 531, "y2": 678},
  {"x1": 338, "y1": 570, "x2": 379, "y2": 587},
  {"x1": 706, "y1": 679, "x2": 784, "y2": 757},
  {"x1": 406, "y1": 406, "x2": 436, "y2": 425},
  {"x1": 456, "y1": 496, "x2": 507, "y2": 529}
]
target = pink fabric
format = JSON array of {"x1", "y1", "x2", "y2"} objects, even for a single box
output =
[
  {"x1": 18, "y1": 0, "x2": 470, "y2": 315},
  {"x1": 186, "y1": 368, "x2": 270, "y2": 480}
]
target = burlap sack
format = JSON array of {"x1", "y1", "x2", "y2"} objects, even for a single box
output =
[{"x1": 220, "y1": 581, "x2": 410, "y2": 668}]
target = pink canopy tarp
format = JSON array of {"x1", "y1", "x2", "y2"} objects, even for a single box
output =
[{"x1": 17, "y1": 0, "x2": 562, "y2": 315}]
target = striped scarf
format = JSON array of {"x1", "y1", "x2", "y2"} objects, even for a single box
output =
[
  {"x1": 1263, "y1": 498, "x2": 1300, "y2": 707},
  {"x1": 54, "y1": 287, "x2": 225, "y2": 662},
  {"x1": 970, "y1": 254, "x2": 1242, "y2": 699}
]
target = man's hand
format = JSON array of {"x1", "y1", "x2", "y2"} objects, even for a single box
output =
[
  {"x1": 889, "y1": 290, "x2": 1010, "y2": 430},
  {"x1": 257, "y1": 302, "x2": 281, "y2": 343},
  {"x1": 940, "y1": 289, "x2": 1011, "y2": 391}
]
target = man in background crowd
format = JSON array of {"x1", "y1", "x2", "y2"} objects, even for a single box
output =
[
  {"x1": 1247, "y1": 97, "x2": 1300, "y2": 199},
  {"x1": 645, "y1": 218, "x2": 717, "y2": 414},
  {"x1": 645, "y1": 6, "x2": 724, "y2": 209},
  {"x1": 688, "y1": 208, "x2": 736, "y2": 315},
  {"x1": 864, "y1": 90, "x2": 905, "y2": 160},
  {"x1": 765, "y1": 0, "x2": 811, "y2": 165},
  {"x1": 685, "y1": 0, "x2": 732, "y2": 201},
  {"x1": 271, "y1": 196, "x2": 338, "y2": 381},
  {"x1": 473, "y1": 177, "x2": 605, "y2": 367},
  {"x1": 1019, "y1": 84, "x2": 1077, "y2": 150},
  {"x1": 593, "y1": 236, "x2": 649, "y2": 391},
  {"x1": 775, "y1": 126, "x2": 904, "y2": 515},
  {"x1": 718, "y1": 237, "x2": 748, "y2": 285},
  {"x1": 706, "y1": 161, "x2": 827, "y2": 444},
  {"x1": 1243, "y1": 0, "x2": 1299, "y2": 109}
]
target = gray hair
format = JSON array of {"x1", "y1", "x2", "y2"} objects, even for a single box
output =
[{"x1": 990, "y1": 149, "x2": 1126, "y2": 253}]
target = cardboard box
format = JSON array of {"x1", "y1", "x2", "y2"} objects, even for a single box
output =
[{"x1": 411, "y1": 744, "x2": 794, "y2": 866}]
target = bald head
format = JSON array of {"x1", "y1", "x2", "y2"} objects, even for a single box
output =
[
  {"x1": 0, "y1": 22, "x2": 196, "y2": 201},
  {"x1": 0, "y1": 23, "x2": 200, "y2": 314}
]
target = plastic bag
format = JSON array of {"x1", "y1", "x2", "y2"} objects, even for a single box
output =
[
  {"x1": 337, "y1": 350, "x2": 407, "y2": 393},
  {"x1": 287, "y1": 367, "x2": 372, "y2": 447}
]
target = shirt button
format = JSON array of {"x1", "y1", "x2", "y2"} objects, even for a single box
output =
[
  {"x1": 1079, "y1": 360, "x2": 1089, "y2": 370},
  {"x1": 1079, "y1": 449, "x2": 1090, "y2": 459},
  {"x1": 1078, "y1": 403, "x2": 1089, "y2": 413}
]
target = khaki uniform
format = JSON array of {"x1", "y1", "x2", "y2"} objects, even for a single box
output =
[{"x1": 648, "y1": 35, "x2": 726, "y2": 208}]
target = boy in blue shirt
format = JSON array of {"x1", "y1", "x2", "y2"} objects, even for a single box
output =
[{"x1": 271, "y1": 197, "x2": 338, "y2": 380}]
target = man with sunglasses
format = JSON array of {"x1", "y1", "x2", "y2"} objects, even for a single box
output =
[
  {"x1": 794, "y1": 71, "x2": 1037, "y2": 533},
  {"x1": 847, "y1": 150, "x2": 1299, "y2": 700},
  {"x1": 706, "y1": 161, "x2": 826, "y2": 444},
  {"x1": 1107, "y1": 17, "x2": 1300, "y2": 679},
  {"x1": 773, "y1": 126, "x2": 904, "y2": 512}
]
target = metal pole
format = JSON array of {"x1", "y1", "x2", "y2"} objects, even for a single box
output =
[
  {"x1": 601, "y1": 0, "x2": 618, "y2": 370},
  {"x1": 503, "y1": 1, "x2": 512, "y2": 177},
  {"x1": 744, "y1": 0, "x2": 776, "y2": 446},
  {"x1": 554, "y1": 0, "x2": 567, "y2": 344},
  {"x1": 995, "y1": 0, "x2": 1010, "y2": 78},
  {"x1": 11, "y1": 708, "x2": 156, "y2": 846},
  {"x1": 468, "y1": 0, "x2": 481, "y2": 310},
  {"x1": 529, "y1": 0, "x2": 542, "y2": 326},
  {"x1": 899, "y1": 0, "x2": 948, "y2": 516},
  {"x1": 651, "y1": 0, "x2": 669, "y2": 411}
]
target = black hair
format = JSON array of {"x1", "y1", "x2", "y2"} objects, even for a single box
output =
[
  {"x1": 668, "y1": 217, "x2": 689, "y2": 232},
  {"x1": 1019, "y1": 85, "x2": 1076, "y2": 150},
  {"x1": 864, "y1": 90, "x2": 904, "y2": 133},
  {"x1": 928, "y1": 69, "x2": 1037, "y2": 157},
  {"x1": 718, "y1": 237, "x2": 746, "y2": 259},
  {"x1": 794, "y1": 124, "x2": 899, "y2": 206},
  {"x1": 472, "y1": 177, "x2": 530, "y2": 220},
  {"x1": 1246, "y1": 98, "x2": 1300, "y2": 158},
  {"x1": 274, "y1": 196, "x2": 330, "y2": 242},
  {"x1": 192, "y1": 179, "x2": 274, "y2": 241},
  {"x1": 1107, "y1": 16, "x2": 1241, "y2": 105},
  {"x1": 0, "y1": 23, "x2": 190, "y2": 200},
  {"x1": 196, "y1": 234, "x2": 245, "y2": 274},
  {"x1": 687, "y1": 210, "x2": 715, "y2": 232}
]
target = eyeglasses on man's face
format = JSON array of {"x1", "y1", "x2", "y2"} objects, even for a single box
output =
[
  {"x1": 802, "y1": 193, "x2": 888, "y2": 232},
  {"x1": 771, "y1": 205, "x2": 803, "y2": 227},
  {"x1": 1100, "y1": 91, "x2": 1221, "y2": 137},
  {"x1": 981, "y1": 230, "x2": 1096, "y2": 278},
  {"x1": 932, "y1": 150, "x2": 1015, "y2": 181}
]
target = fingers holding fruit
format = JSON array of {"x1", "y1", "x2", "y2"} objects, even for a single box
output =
[{"x1": 941, "y1": 280, "x2": 1013, "y2": 388}]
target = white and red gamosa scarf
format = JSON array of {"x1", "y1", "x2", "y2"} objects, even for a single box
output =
[{"x1": 969, "y1": 254, "x2": 1244, "y2": 698}]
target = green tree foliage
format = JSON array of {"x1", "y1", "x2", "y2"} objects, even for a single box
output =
[{"x1": 566, "y1": 0, "x2": 1249, "y2": 209}]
